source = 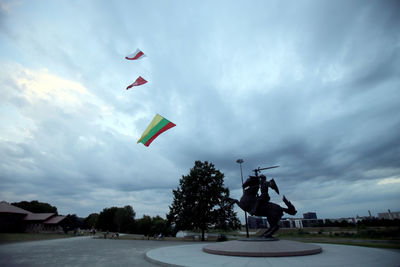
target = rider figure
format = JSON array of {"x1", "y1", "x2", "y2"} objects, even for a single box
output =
[
  {"x1": 242, "y1": 175, "x2": 259, "y2": 190},
  {"x1": 250, "y1": 175, "x2": 279, "y2": 215}
]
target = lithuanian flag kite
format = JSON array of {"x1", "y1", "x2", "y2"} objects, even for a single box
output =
[{"x1": 137, "y1": 114, "x2": 176, "y2": 147}]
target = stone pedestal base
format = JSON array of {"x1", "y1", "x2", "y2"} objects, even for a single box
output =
[{"x1": 203, "y1": 239, "x2": 322, "y2": 257}]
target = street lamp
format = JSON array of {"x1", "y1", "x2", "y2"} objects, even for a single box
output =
[{"x1": 236, "y1": 159, "x2": 249, "y2": 238}]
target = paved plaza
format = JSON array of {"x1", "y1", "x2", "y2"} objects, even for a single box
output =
[
  {"x1": 0, "y1": 236, "x2": 186, "y2": 267},
  {"x1": 0, "y1": 236, "x2": 399, "y2": 267}
]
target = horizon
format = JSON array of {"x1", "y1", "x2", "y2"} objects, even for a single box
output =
[{"x1": 3, "y1": 198, "x2": 396, "y2": 222}]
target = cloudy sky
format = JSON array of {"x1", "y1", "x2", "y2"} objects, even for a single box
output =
[{"x1": 0, "y1": 0, "x2": 399, "y2": 222}]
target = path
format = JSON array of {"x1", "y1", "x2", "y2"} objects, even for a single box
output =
[{"x1": 0, "y1": 236, "x2": 187, "y2": 267}]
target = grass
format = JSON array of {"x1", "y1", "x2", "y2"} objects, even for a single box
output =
[
  {"x1": 0, "y1": 233, "x2": 76, "y2": 244},
  {"x1": 276, "y1": 227, "x2": 400, "y2": 239},
  {"x1": 275, "y1": 227, "x2": 400, "y2": 250},
  {"x1": 280, "y1": 236, "x2": 400, "y2": 249}
]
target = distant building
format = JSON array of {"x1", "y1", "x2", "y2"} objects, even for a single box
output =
[
  {"x1": 248, "y1": 216, "x2": 268, "y2": 229},
  {"x1": 326, "y1": 217, "x2": 356, "y2": 224},
  {"x1": 279, "y1": 217, "x2": 323, "y2": 229},
  {"x1": 355, "y1": 215, "x2": 372, "y2": 223},
  {"x1": 0, "y1": 201, "x2": 66, "y2": 233},
  {"x1": 279, "y1": 219, "x2": 293, "y2": 228},
  {"x1": 378, "y1": 210, "x2": 400, "y2": 220},
  {"x1": 294, "y1": 219, "x2": 303, "y2": 228},
  {"x1": 303, "y1": 212, "x2": 317, "y2": 220},
  {"x1": 301, "y1": 219, "x2": 324, "y2": 227}
]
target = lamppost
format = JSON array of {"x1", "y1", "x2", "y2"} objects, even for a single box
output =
[{"x1": 236, "y1": 159, "x2": 249, "y2": 238}]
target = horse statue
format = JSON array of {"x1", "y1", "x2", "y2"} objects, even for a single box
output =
[{"x1": 229, "y1": 174, "x2": 297, "y2": 238}]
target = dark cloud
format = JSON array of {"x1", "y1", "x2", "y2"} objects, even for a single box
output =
[{"x1": 0, "y1": 0, "x2": 399, "y2": 218}]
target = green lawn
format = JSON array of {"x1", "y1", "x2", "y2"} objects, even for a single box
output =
[
  {"x1": 278, "y1": 236, "x2": 400, "y2": 249},
  {"x1": 0, "y1": 233, "x2": 76, "y2": 244},
  {"x1": 275, "y1": 227, "x2": 400, "y2": 249}
]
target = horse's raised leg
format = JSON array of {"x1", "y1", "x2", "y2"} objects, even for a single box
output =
[{"x1": 262, "y1": 224, "x2": 280, "y2": 238}]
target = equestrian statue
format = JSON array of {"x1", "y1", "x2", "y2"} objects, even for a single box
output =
[{"x1": 228, "y1": 166, "x2": 297, "y2": 238}]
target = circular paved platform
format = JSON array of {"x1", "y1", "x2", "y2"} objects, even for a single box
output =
[
  {"x1": 203, "y1": 239, "x2": 322, "y2": 257},
  {"x1": 145, "y1": 242, "x2": 400, "y2": 267}
]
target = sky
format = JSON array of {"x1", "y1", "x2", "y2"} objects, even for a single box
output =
[{"x1": 0, "y1": 0, "x2": 399, "y2": 222}]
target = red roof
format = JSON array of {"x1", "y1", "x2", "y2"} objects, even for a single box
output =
[
  {"x1": 44, "y1": 215, "x2": 66, "y2": 224},
  {"x1": 0, "y1": 201, "x2": 32, "y2": 214},
  {"x1": 24, "y1": 213, "x2": 55, "y2": 221}
]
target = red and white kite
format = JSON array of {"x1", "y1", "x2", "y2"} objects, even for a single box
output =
[
  {"x1": 126, "y1": 76, "x2": 148, "y2": 90},
  {"x1": 125, "y1": 49, "x2": 145, "y2": 60}
]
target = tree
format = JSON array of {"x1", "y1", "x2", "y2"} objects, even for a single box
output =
[
  {"x1": 83, "y1": 213, "x2": 99, "y2": 229},
  {"x1": 136, "y1": 215, "x2": 153, "y2": 236},
  {"x1": 167, "y1": 160, "x2": 240, "y2": 241},
  {"x1": 151, "y1": 215, "x2": 171, "y2": 236},
  {"x1": 114, "y1": 205, "x2": 135, "y2": 233},
  {"x1": 134, "y1": 215, "x2": 172, "y2": 237},
  {"x1": 97, "y1": 207, "x2": 117, "y2": 231},
  {"x1": 12, "y1": 200, "x2": 58, "y2": 214},
  {"x1": 213, "y1": 194, "x2": 241, "y2": 230},
  {"x1": 60, "y1": 214, "x2": 81, "y2": 233},
  {"x1": 97, "y1": 205, "x2": 135, "y2": 233}
]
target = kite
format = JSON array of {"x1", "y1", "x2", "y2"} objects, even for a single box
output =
[
  {"x1": 125, "y1": 49, "x2": 146, "y2": 60},
  {"x1": 137, "y1": 114, "x2": 176, "y2": 147},
  {"x1": 126, "y1": 76, "x2": 147, "y2": 89}
]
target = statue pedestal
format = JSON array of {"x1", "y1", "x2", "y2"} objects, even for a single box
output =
[
  {"x1": 238, "y1": 237, "x2": 278, "y2": 241},
  {"x1": 203, "y1": 239, "x2": 322, "y2": 257}
]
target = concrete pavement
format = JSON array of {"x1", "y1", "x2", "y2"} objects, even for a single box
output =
[
  {"x1": 1, "y1": 236, "x2": 399, "y2": 267},
  {"x1": 0, "y1": 236, "x2": 188, "y2": 267},
  {"x1": 146, "y1": 242, "x2": 400, "y2": 267}
]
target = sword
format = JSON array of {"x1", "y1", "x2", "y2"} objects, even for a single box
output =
[{"x1": 252, "y1": 165, "x2": 279, "y2": 177}]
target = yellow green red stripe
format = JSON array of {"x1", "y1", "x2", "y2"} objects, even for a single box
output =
[{"x1": 137, "y1": 114, "x2": 176, "y2": 146}]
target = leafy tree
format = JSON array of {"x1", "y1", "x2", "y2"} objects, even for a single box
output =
[
  {"x1": 213, "y1": 195, "x2": 241, "y2": 230},
  {"x1": 60, "y1": 214, "x2": 81, "y2": 233},
  {"x1": 97, "y1": 207, "x2": 117, "y2": 231},
  {"x1": 12, "y1": 200, "x2": 58, "y2": 214},
  {"x1": 136, "y1": 215, "x2": 153, "y2": 236},
  {"x1": 83, "y1": 213, "x2": 99, "y2": 229},
  {"x1": 97, "y1": 205, "x2": 135, "y2": 232},
  {"x1": 151, "y1": 215, "x2": 171, "y2": 236},
  {"x1": 167, "y1": 160, "x2": 240, "y2": 241},
  {"x1": 115, "y1": 205, "x2": 136, "y2": 233},
  {"x1": 134, "y1": 215, "x2": 172, "y2": 237}
]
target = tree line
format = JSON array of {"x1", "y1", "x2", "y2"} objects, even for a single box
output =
[
  {"x1": 11, "y1": 161, "x2": 242, "y2": 238},
  {"x1": 83, "y1": 207, "x2": 173, "y2": 237},
  {"x1": 82, "y1": 161, "x2": 241, "y2": 238},
  {"x1": 11, "y1": 200, "x2": 172, "y2": 236}
]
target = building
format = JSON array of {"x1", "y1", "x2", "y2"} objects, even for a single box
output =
[
  {"x1": 279, "y1": 217, "x2": 324, "y2": 229},
  {"x1": 278, "y1": 218, "x2": 303, "y2": 229},
  {"x1": 378, "y1": 210, "x2": 400, "y2": 220},
  {"x1": 247, "y1": 216, "x2": 268, "y2": 229},
  {"x1": 0, "y1": 201, "x2": 66, "y2": 233},
  {"x1": 303, "y1": 212, "x2": 317, "y2": 220},
  {"x1": 326, "y1": 217, "x2": 356, "y2": 224},
  {"x1": 0, "y1": 201, "x2": 31, "y2": 232},
  {"x1": 355, "y1": 215, "x2": 374, "y2": 223}
]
